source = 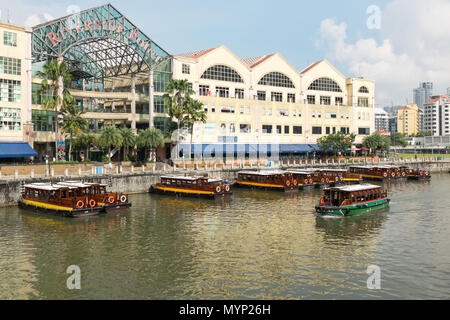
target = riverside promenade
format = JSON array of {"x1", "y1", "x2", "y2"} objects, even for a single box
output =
[{"x1": 1, "y1": 157, "x2": 449, "y2": 207}]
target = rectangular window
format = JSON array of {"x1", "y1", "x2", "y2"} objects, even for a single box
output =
[
  {"x1": 0, "y1": 79, "x2": 21, "y2": 102},
  {"x1": 271, "y1": 92, "x2": 282, "y2": 102},
  {"x1": 153, "y1": 96, "x2": 167, "y2": 113},
  {"x1": 287, "y1": 94, "x2": 296, "y2": 103},
  {"x1": 240, "y1": 124, "x2": 251, "y2": 133},
  {"x1": 312, "y1": 126, "x2": 322, "y2": 135},
  {"x1": 358, "y1": 128, "x2": 371, "y2": 135},
  {"x1": 216, "y1": 87, "x2": 229, "y2": 98},
  {"x1": 199, "y1": 85, "x2": 210, "y2": 96},
  {"x1": 326, "y1": 127, "x2": 331, "y2": 135},
  {"x1": 257, "y1": 91, "x2": 266, "y2": 101},
  {"x1": 32, "y1": 109, "x2": 55, "y2": 132},
  {"x1": 4, "y1": 32, "x2": 17, "y2": 47},
  {"x1": 235, "y1": 89, "x2": 244, "y2": 99},
  {"x1": 284, "y1": 126, "x2": 290, "y2": 134},
  {"x1": 182, "y1": 64, "x2": 190, "y2": 74},
  {"x1": 221, "y1": 106, "x2": 235, "y2": 113},
  {"x1": 0, "y1": 57, "x2": 22, "y2": 75},
  {"x1": 358, "y1": 97, "x2": 369, "y2": 107},
  {"x1": 320, "y1": 96, "x2": 331, "y2": 105},
  {"x1": 230, "y1": 123, "x2": 236, "y2": 133},
  {"x1": 335, "y1": 97, "x2": 344, "y2": 106},
  {"x1": 276, "y1": 125, "x2": 282, "y2": 134},
  {"x1": 293, "y1": 126, "x2": 303, "y2": 135},
  {"x1": 262, "y1": 125, "x2": 273, "y2": 134},
  {"x1": 340, "y1": 127, "x2": 350, "y2": 134},
  {"x1": 0, "y1": 107, "x2": 21, "y2": 131},
  {"x1": 307, "y1": 95, "x2": 316, "y2": 105}
]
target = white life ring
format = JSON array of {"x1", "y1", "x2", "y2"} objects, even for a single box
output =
[
  {"x1": 120, "y1": 195, "x2": 127, "y2": 203},
  {"x1": 216, "y1": 186, "x2": 222, "y2": 193},
  {"x1": 225, "y1": 185, "x2": 231, "y2": 192}
]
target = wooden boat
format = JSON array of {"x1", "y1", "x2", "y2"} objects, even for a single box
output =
[
  {"x1": 58, "y1": 181, "x2": 131, "y2": 213},
  {"x1": 398, "y1": 166, "x2": 431, "y2": 180},
  {"x1": 149, "y1": 175, "x2": 232, "y2": 199},
  {"x1": 315, "y1": 184, "x2": 390, "y2": 217},
  {"x1": 235, "y1": 170, "x2": 299, "y2": 191},
  {"x1": 315, "y1": 169, "x2": 363, "y2": 185},
  {"x1": 18, "y1": 182, "x2": 131, "y2": 217},
  {"x1": 285, "y1": 170, "x2": 315, "y2": 189},
  {"x1": 349, "y1": 166, "x2": 400, "y2": 181}
]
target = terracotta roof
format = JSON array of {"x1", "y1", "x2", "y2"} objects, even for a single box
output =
[
  {"x1": 241, "y1": 54, "x2": 274, "y2": 68},
  {"x1": 426, "y1": 98, "x2": 440, "y2": 104},
  {"x1": 300, "y1": 60, "x2": 322, "y2": 74},
  {"x1": 176, "y1": 48, "x2": 216, "y2": 59}
]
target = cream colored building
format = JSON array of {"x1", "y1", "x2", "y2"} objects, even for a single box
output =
[
  {"x1": 0, "y1": 22, "x2": 32, "y2": 144},
  {"x1": 397, "y1": 104, "x2": 419, "y2": 136},
  {"x1": 173, "y1": 45, "x2": 375, "y2": 152}
]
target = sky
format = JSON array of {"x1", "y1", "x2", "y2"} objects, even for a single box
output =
[{"x1": 1, "y1": 0, "x2": 450, "y2": 108}]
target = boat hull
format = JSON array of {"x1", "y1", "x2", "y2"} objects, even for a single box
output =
[
  {"x1": 315, "y1": 198, "x2": 390, "y2": 217},
  {"x1": 18, "y1": 199, "x2": 104, "y2": 218},
  {"x1": 234, "y1": 181, "x2": 298, "y2": 192},
  {"x1": 149, "y1": 185, "x2": 232, "y2": 199},
  {"x1": 103, "y1": 203, "x2": 132, "y2": 213}
]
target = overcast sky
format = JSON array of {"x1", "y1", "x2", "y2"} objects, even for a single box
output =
[{"x1": 1, "y1": 0, "x2": 449, "y2": 107}]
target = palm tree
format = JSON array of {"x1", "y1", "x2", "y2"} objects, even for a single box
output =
[
  {"x1": 120, "y1": 127, "x2": 136, "y2": 161},
  {"x1": 137, "y1": 128, "x2": 165, "y2": 162},
  {"x1": 163, "y1": 80, "x2": 194, "y2": 138},
  {"x1": 75, "y1": 133, "x2": 98, "y2": 161},
  {"x1": 61, "y1": 102, "x2": 88, "y2": 161},
  {"x1": 36, "y1": 59, "x2": 74, "y2": 160},
  {"x1": 99, "y1": 126, "x2": 123, "y2": 163},
  {"x1": 184, "y1": 98, "x2": 207, "y2": 160}
]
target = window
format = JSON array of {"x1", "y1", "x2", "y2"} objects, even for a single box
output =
[
  {"x1": 271, "y1": 92, "x2": 282, "y2": 102},
  {"x1": 221, "y1": 106, "x2": 234, "y2": 113},
  {"x1": 0, "y1": 57, "x2": 21, "y2": 75},
  {"x1": 359, "y1": 86, "x2": 369, "y2": 93},
  {"x1": 240, "y1": 107, "x2": 244, "y2": 114},
  {"x1": 287, "y1": 94, "x2": 296, "y2": 103},
  {"x1": 262, "y1": 125, "x2": 273, "y2": 134},
  {"x1": 326, "y1": 127, "x2": 331, "y2": 135},
  {"x1": 230, "y1": 123, "x2": 236, "y2": 133},
  {"x1": 308, "y1": 78, "x2": 342, "y2": 92},
  {"x1": 258, "y1": 72, "x2": 295, "y2": 88},
  {"x1": 235, "y1": 89, "x2": 244, "y2": 99},
  {"x1": 199, "y1": 85, "x2": 210, "y2": 96},
  {"x1": 293, "y1": 126, "x2": 303, "y2": 134},
  {"x1": 154, "y1": 96, "x2": 167, "y2": 113},
  {"x1": 326, "y1": 112, "x2": 337, "y2": 119},
  {"x1": 307, "y1": 95, "x2": 316, "y2": 105},
  {"x1": 0, "y1": 107, "x2": 21, "y2": 131},
  {"x1": 284, "y1": 126, "x2": 290, "y2": 134},
  {"x1": 240, "y1": 124, "x2": 251, "y2": 133},
  {"x1": 32, "y1": 110, "x2": 55, "y2": 132},
  {"x1": 312, "y1": 126, "x2": 322, "y2": 135},
  {"x1": 216, "y1": 87, "x2": 229, "y2": 98},
  {"x1": 335, "y1": 97, "x2": 343, "y2": 106},
  {"x1": 358, "y1": 128, "x2": 371, "y2": 135},
  {"x1": 211, "y1": 106, "x2": 216, "y2": 113},
  {"x1": 320, "y1": 96, "x2": 331, "y2": 105},
  {"x1": 358, "y1": 97, "x2": 369, "y2": 107},
  {"x1": 340, "y1": 127, "x2": 350, "y2": 134},
  {"x1": 182, "y1": 64, "x2": 190, "y2": 74},
  {"x1": 220, "y1": 123, "x2": 227, "y2": 133},
  {"x1": 0, "y1": 79, "x2": 21, "y2": 102},
  {"x1": 257, "y1": 91, "x2": 266, "y2": 101},
  {"x1": 4, "y1": 32, "x2": 17, "y2": 47},
  {"x1": 201, "y1": 65, "x2": 244, "y2": 83},
  {"x1": 276, "y1": 125, "x2": 282, "y2": 134}
]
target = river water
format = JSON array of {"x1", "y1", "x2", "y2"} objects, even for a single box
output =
[{"x1": 1, "y1": 174, "x2": 449, "y2": 300}]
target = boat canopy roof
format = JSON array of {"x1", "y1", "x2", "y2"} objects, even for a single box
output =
[
  {"x1": 317, "y1": 169, "x2": 347, "y2": 172},
  {"x1": 238, "y1": 170, "x2": 287, "y2": 176},
  {"x1": 24, "y1": 183, "x2": 68, "y2": 191},
  {"x1": 329, "y1": 184, "x2": 382, "y2": 193},
  {"x1": 161, "y1": 175, "x2": 223, "y2": 183},
  {"x1": 58, "y1": 181, "x2": 107, "y2": 188},
  {"x1": 285, "y1": 170, "x2": 313, "y2": 174}
]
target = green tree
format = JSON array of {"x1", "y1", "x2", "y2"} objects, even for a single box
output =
[
  {"x1": 415, "y1": 131, "x2": 432, "y2": 137},
  {"x1": 74, "y1": 133, "x2": 98, "y2": 161},
  {"x1": 119, "y1": 127, "x2": 137, "y2": 161},
  {"x1": 99, "y1": 126, "x2": 123, "y2": 163},
  {"x1": 36, "y1": 59, "x2": 74, "y2": 160},
  {"x1": 391, "y1": 132, "x2": 408, "y2": 147},
  {"x1": 163, "y1": 79, "x2": 194, "y2": 137},
  {"x1": 184, "y1": 98, "x2": 207, "y2": 158},
  {"x1": 363, "y1": 133, "x2": 392, "y2": 154},
  {"x1": 60, "y1": 102, "x2": 88, "y2": 162},
  {"x1": 137, "y1": 128, "x2": 165, "y2": 162},
  {"x1": 317, "y1": 132, "x2": 356, "y2": 156}
]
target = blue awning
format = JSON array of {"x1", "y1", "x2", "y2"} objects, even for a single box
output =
[
  {"x1": 0, "y1": 143, "x2": 38, "y2": 159},
  {"x1": 177, "y1": 144, "x2": 320, "y2": 155}
]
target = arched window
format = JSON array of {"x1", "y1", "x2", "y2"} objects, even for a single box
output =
[
  {"x1": 200, "y1": 65, "x2": 243, "y2": 83},
  {"x1": 258, "y1": 72, "x2": 295, "y2": 88},
  {"x1": 308, "y1": 78, "x2": 342, "y2": 92},
  {"x1": 359, "y1": 86, "x2": 369, "y2": 93}
]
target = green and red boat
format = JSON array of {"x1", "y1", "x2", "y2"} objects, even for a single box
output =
[{"x1": 315, "y1": 184, "x2": 390, "y2": 217}]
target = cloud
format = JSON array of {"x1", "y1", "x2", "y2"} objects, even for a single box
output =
[{"x1": 317, "y1": 0, "x2": 450, "y2": 107}]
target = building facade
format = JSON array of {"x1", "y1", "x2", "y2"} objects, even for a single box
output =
[
  {"x1": 414, "y1": 82, "x2": 433, "y2": 109},
  {"x1": 0, "y1": 22, "x2": 32, "y2": 145},
  {"x1": 172, "y1": 45, "x2": 375, "y2": 154},
  {"x1": 424, "y1": 95, "x2": 450, "y2": 136},
  {"x1": 374, "y1": 108, "x2": 389, "y2": 132},
  {"x1": 397, "y1": 104, "x2": 419, "y2": 136}
]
